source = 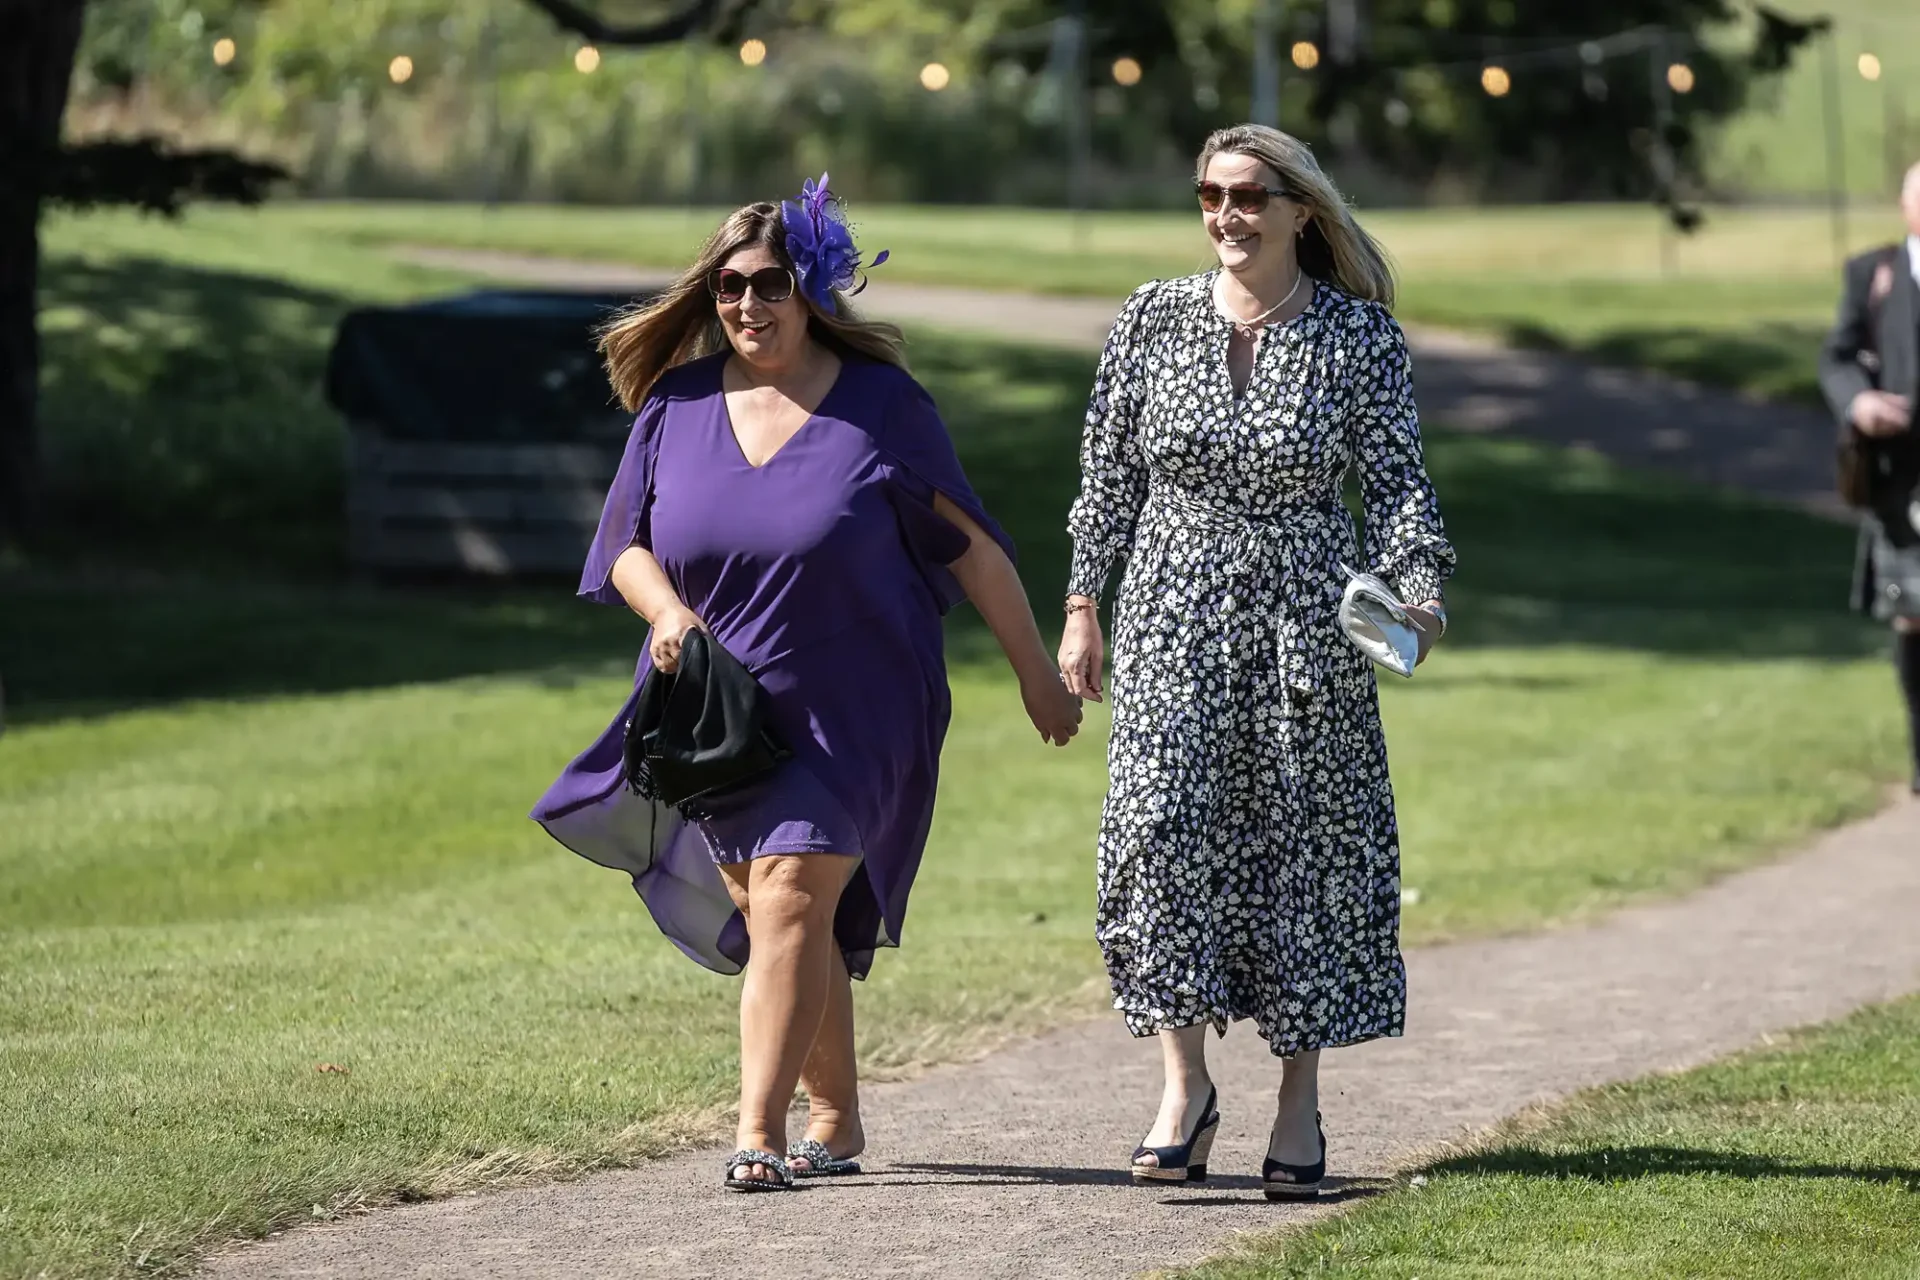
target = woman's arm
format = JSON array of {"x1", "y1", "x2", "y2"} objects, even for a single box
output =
[
  {"x1": 609, "y1": 545, "x2": 704, "y2": 673},
  {"x1": 1060, "y1": 283, "x2": 1158, "y2": 699},
  {"x1": 1354, "y1": 313, "x2": 1456, "y2": 664},
  {"x1": 1064, "y1": 283, "x2": 1157, "y2": 604},
  {"x1": 934, "y1": 494, "x2": 1082, "y2": 746}
]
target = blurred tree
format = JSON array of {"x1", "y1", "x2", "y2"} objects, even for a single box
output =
[
  {"x1": 3, "y1": 0, "x2": 287, "y2": 542},
  {"x1": 0, "y1": 0, "x2": 86, "y2": 543},
  {"x1": 563, "y1": 0, "x2": 1824, "y2": 222},
  {"x1": 1263, "y1": 1, "x2": 1828, "y2": 222}
]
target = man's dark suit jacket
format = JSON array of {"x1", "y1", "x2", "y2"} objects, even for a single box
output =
[{"x1": 1821, "y1": 242, "x2": 1920, "y2": 527}]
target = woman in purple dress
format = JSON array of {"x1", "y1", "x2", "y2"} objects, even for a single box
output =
[{"x1": 532, "y1": 181, "x2": 1082, "y2": 1193}]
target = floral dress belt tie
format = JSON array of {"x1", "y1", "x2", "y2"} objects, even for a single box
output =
[{"x1": 1140, "y1": 484, "x2": 1357, "y2": 813}]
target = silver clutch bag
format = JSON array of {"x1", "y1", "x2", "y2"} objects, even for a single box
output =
[{"x1": 1337, "y1": 562, "x2": 1418, "y2": 679}]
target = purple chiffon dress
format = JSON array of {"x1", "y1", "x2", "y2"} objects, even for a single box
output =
[{"x1": 530, "y1": 352, "x2": 1012, "y2": 979}]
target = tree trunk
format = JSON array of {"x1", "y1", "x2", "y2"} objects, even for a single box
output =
[{"x1": 0, "y1": 0, "x2": 87, "y2": 545}]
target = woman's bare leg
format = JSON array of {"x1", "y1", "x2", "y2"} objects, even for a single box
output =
[
  {"x1": 717, "y1": 853, "x2": 857, "y2": 1184},
  {"x1": 1134, "y1": 1023, "x2": 1212, "y2": 1167},
  {"x1": 1269, "y1": 1049, "x2": 1323, "y2": 1165},
  {"x1": 791, "y1": 943, "x2": 864, "y2": 1171}
]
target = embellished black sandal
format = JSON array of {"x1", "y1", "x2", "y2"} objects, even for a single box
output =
[
  {"x1": 1131, "y1": 1085, "x2": 1220, "y2": 1184},
  {"x1": 1262, "y1": 1112, "x2": 1327, "y2": 1201},
  {"x1": 787, "y1": 1138, "x2": 862, "y2": 1178},
  {"x1": 723, "y1": 1148, "x2": 793, "y2": 1193}
]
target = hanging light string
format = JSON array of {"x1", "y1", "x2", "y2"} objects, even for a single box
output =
[{"x1": 373, "y1": 14, "x2": 1901, "y2": 97}]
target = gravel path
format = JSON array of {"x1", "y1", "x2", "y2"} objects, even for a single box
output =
[
  {"x1": 197, "y1": 247, "x2": 1904, "y2": 1278},
  {"x1": 205, "y1": 797, "x2": 1920, "y2": 1279},
  {"x1": 399, "y1": 245, "x2": 1846, "y2": 517}
]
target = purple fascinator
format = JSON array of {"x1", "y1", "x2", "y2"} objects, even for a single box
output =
[{"x1": 781, "y1": 172, "x2": 889, "y2": 309}]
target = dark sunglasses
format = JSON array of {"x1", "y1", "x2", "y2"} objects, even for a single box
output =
[
  {"x1": 707, "y1": 265, "x2": 795, "y2": 304},
  {"x1": 1195, "y1": 181, "x2": 1294, "y2": 215}
]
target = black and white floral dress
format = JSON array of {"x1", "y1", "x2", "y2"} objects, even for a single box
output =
[{"x1": 1066, "y1": 271, "x2": 1456, "y2": 1058}]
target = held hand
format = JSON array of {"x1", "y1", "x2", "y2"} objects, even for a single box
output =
[
  {"x1": 1850, "y1": 390, "x2": 1913, "y2": 438},
  {"x1": 648, "y1": 605, "x2": 706, "y2": 674},
  {"x1": 1021, "y1": 670, "x2": 1084, "y2": 747},
  {"x1": 1403, "y1": 603, "x2": 1444, "y2": 666},
  {"x1": 1058, "y1": 605, "x2": 1106, "y2": 702}
]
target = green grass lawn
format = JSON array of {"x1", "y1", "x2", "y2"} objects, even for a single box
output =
[
  {"x1": 179, "y1": 196, "x2": 1917, "y2": 404},
  {"x1": 1183, "y1": 994, "x2": 1920, "y2": 1280},
  {"x1": 34, "y1": 211, "x2": 479, "y2": 576},
  {"x1": 3, "y1": 210, "x2": 1909, "y2": 1278}
]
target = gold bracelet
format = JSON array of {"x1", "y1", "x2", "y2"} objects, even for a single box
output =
[{"x1": 1064, "y1": 597, "x2": 1097, "y2": 616}]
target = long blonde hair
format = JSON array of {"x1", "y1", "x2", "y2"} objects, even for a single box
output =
[
  {"x1": 1195, "y1": 124, "x2": 1396, "y2": 308},
  {"x1": 599, "y1": 202, "x2": 907, "y2": 411}
]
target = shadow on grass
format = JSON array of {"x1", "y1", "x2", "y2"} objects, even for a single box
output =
[
  {"x1": 1401, "y1": 273, "x2": 1831, "y2": 406},
  {"x1": 3, "y1": 265, "x2": 1883, "y2": 726},
  {"x1": 1499, "y1": 320, "x2": 1827, "y2": 407},
  {"x1": 1430, "y1": 1144, "x2": 1920, "y2": 1191},
  {"x1": 38, "y1": 254, "x2": 372, "y2": 576},
  {"x1": 0, "y1": 570, "x2": 649, "y2": 728},
  {"x1": 1162, "y1": 1182, "x2": 1389, "y2": 1208}
]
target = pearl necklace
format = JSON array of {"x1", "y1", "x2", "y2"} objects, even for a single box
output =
[{"x1": 1215, "y1": 270, "x2": 1308, "y2": 341}]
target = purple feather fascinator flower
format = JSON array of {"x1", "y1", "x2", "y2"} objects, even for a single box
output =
[{"x1": 781, "y1": 172, "x2": 889, "y2": 309}]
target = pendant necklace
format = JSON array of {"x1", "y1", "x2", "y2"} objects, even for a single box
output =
[{"x1": 1215, "y1": 269, "x2": 1307, "y2": 341}]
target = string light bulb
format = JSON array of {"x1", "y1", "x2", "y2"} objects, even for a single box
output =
[
  {"x1": 1667, "y1": 63, "x2": 1694, "y2": 94},
  {"x1": 1290, "y1": 41, "x2": 1320, "y2": 71},
  {"x1": 388, "y1": 55, "x2": 414, "y2": 84},
  {"x1": 739, "y1": 39, "x2": 767, "y2": 67},
  {"x1": 574, "y1": 46, "x2": 600, "y2": 74},
  {"x1": 1859, "y1": 53, "x2": 1882, "y2": 82},
  {"x1": 920, "y1": 62, "x2": 951, "y2": 91},
  {"x1": 211, "y1": 38, "x2": 236, "y2": 66},
  {"x1": 1481, "y1": 65, "x2": 1510, "y2": 97},
  {"x1": 1112, "y1": 57, "x2": 1142, "y2": 87}
]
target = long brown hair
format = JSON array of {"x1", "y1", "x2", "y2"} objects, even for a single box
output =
[
  {"x1": 599, "y1": 202, "x2": 907, "y2": 411},
  {"x1": 1196, "y1": 124, "x2": 1397, "y2": 308}
]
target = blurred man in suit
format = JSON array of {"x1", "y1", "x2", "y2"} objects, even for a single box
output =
[{"x1": 1821, "y1": 160, "x2": 1920, "y2": 794}]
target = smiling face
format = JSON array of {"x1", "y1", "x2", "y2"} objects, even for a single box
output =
[
  {"x1": 1201, "y1": 151, "x2": 1311, "y2": 277},
  {"x1": 713, "y1": 243, "x2": 811, "y2": 372}
]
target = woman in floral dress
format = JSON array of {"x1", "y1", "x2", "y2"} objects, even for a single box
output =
[{"x1": 1057, "y1": 125, "x2": 1455, "y2": 1198}]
